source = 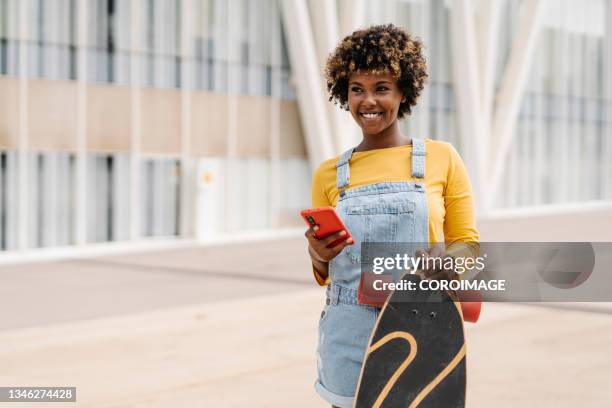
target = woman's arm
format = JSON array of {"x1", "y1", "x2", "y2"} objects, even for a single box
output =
[
  {"x1": 442, "y1": 144, "x2": 480, "y2": 278},
  {"x1": 309, "y1": 244, "x2": 330, "y2": 279},
  {"x1": 418, "y1": 144, "x2": 480, "y2": 281},
  {"x1": 443, "y1": 144, "x2": 480, "y2": 246},
  {"x1": 307, "y1": 160, "x2": 353, "y2": 285},
  {"x1": 305, "y1": 227, "x2": 353, "y2": 284}
]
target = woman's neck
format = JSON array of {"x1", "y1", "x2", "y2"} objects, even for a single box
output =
[{"x1": 355, "y1": 121, "x2": 410, "y2": 152}]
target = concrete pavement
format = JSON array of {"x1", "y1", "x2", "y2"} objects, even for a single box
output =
[
  {"x1": 1, "y1": 238, "x2": 611, "y2": 407},
  {"x1": 0, "y1": 239, "x2": 313, "y2": 330}
]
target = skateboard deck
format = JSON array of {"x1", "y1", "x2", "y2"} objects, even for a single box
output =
[{"x1": 354, "y1": 273, "x2": 466, "y2": 408}]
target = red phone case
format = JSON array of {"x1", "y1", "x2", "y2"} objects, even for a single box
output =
[{"x1": 300, "y1": 207, "x2": 352, "y2": 247}]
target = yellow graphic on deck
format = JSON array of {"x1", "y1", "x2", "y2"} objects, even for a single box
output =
[{"x1": 365, "y1": 330, "x2": 466, "y2": 408}]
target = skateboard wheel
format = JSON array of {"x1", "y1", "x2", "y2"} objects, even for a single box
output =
[
  {"x1": 459, "y1": 301, "x2": 481, "y2": 323},
  {"x1": 457, "y1": 290, "x2": 482, "y2": 323}
]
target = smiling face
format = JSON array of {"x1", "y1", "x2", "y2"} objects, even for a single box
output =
[{"x1": 347, "y1": 71, "x2": 405, "y2": 137}]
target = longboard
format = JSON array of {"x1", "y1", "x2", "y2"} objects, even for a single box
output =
[{"x1": 354, "y1": 273, "x2": 466, "y2": 408}]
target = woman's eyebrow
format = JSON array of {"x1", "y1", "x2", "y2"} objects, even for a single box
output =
[{"x1": 349, "y1": 80, "x2": 392, "y2": 86}]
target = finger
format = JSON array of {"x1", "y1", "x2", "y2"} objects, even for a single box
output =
[
  {"x1": 426, "y1": 269, "x2": 454, "y2": 281},
  {"x1": 304, "y1": 225, "x2": 320, "y2": 240},
  {"x1": 321, "y1": 230, "x2": 348, "y2": 246},
  {"x1": 420, "y1": 267, "x2": 439, "y2": 279},
  {"x1": 420, "y1": 257, "x2": 448, "y2": 277},
  {"x1": 424, "y1": 270, "x2": 446, "y2": 281},
  {"x1": 415, "y1": 249, "x2": 428, "y2": 259},
  {"x1": 328, "y1": 237, "x2": 354, "y2": 255},
  {"x1": 428, "y1": 245, "x2": 443, "y2": 258},
  {"x1": 337, "y1": 236, "x2": 354, "y2": 248},
  {"x1": 326, "y1": 236, "x2": 353, "y2": 252}
]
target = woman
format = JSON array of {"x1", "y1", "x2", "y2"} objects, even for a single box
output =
[{"x1": 304, "y1": 24, "x2": 479, "y2": 407}]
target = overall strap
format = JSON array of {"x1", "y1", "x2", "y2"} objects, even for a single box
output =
[
  {"x1": 411, "y1": 138, "x2": 426, "y2": 179},
  {"x1": 336, "y1": 148, "x2": 355, "y2": 190}
]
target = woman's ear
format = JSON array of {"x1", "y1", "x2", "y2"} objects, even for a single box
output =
[{"x1": 401, "y1": 94, "x2": 407, "y2": 103}]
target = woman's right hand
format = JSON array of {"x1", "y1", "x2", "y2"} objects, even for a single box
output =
[{"x1": 305, "y1": 226, "x2": 354, "y2": 263}]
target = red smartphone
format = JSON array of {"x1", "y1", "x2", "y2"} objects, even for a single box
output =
[{"x1": 300, "y1": 207, "x2": 353, "y2": 247}]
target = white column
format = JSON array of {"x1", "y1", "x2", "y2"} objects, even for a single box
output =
[
  {"x1": 270, "y1": 0, "x2": 282, "y2": 228},
  {"x1": 584, "y1": 35, "x2": 597, "y2": 200},
  {"x1": 280, "y1": 0, "x2": 334, "y2": 169},
  {"x1": 604, "y1": 0, "x2": 612, "y2": 199},
  {"x1": 75, "y1": 0, "x2": 87, "y2": 245},
  {"x1": 46, "y1": 153, "x2": 58, "y2": 246},
  {"x1": 130, "y1": 0, "x2": 142, "y2": 240},
  {"x1": 152, "y1": 161, "x2": 164, "y2": 236},
  {"x1": 17, "y1": 0, "x2": 29, "y2": 250},
  {"x1": 557, "y1": 0, "x2": 570, "y2": 203},
  {"x1": 430, "y1": 0, "x2": 446, "y2": 144},
  {"x1": 180, "y1": 0, "x2": 193, "y2": 237},
  {"x1": 487, "y1": 0, "x2": 544, "y2": 208},
  {"x1": 533, "y1": 48, "x2": 545, "y2": 205},
  {"x1": 308, "y1": 0, "x2": 360, "y2": 153},
  {"x1": 476, "y1": 0, "x2": 502, "y2": 161},
  {"x1": 337, "y1": 0, "x2": 366, "y2": 151},
  {"x1": 153, "y1": 0, "x2": 165, "y2": 87},
  {"x1": 308, "y1": 0, "x2": 337, "y2": 150},
  {"x1": 450, "y1": 0, "x2": 486, "y2": 212},
  {"x1": 225, "y1": 0, "x2": 239, "y2": 231},
  {"x1": 416, "y1": 0, "x2": 431, "y2": 143},
  {"x1": 339, "y1": 0, "x2": 365, "y2": 38}
]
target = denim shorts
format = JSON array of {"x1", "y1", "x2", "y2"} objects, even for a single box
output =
[{"x1": 315, "y1": 284, "x2": 380, "y2": 407}]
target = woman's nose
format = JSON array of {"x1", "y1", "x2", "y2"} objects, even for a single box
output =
[{"x1": 363, "y1": 92, "x2": 376, "y2": 106}]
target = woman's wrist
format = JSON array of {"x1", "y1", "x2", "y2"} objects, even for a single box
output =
[
  {"x1": 308, "y1": 245, "x2": 324, "y2": 262},
  {"x1": 309, "y1": 246, "x2": 329, "y2": 276}
]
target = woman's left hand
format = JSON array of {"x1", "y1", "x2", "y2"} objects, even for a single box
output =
[{"x1": 414, "y1": 246, "x2": 456, "y2": 281}]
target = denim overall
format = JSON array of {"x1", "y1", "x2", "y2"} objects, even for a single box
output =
[{"x1": 315, "y1": 139, "x2": 430, "y2": 408}]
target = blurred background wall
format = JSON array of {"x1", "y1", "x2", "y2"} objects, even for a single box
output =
[{"x1": 0, "y1": 0, "x2": 610, "y2": 254}]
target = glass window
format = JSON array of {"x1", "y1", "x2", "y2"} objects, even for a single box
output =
[
  {"x1": 26, "y1": 0, "x2": 77, "y2": 80},
  {"x1": 141, "y1": 0, "x2": 181, "y2": 88},
  {"x1": 0, "y1": 0, "x2": 20, "y2": 76},
  {"x1": 87, "y1": 0, "x2": 131, "y2": 84},
  {"x1": 26, "y1": 152, "x2": 76, "y2": 248},
  {"x1": 0, "y1": 150, "x2": 19, "y2": 250},
  {"x1": 141, "y1": 157, "x2": 181, "y2": 237},
  {"x1": 86, "y1": 153, "x2": 131, "y2": 243}
]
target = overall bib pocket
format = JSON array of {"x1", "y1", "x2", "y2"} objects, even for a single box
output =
[{"x1": 343, "y1": 201, "x2": 416, "y2": 264}]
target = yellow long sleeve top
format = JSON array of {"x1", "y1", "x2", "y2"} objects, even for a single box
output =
[{"x1": 310, "y1": 139, "x2": 480, "y2": 285}]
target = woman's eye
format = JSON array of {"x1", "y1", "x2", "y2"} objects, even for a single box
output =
[
  {"x1": 377, "y1": 87, "x2": 389, "y2": 92},
  {"x1": 351, "y1": 87, "x2": 362, "y2": 92}
]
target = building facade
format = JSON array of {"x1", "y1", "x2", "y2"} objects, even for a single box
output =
[{"x1": 0, "y1": 0, "x2": 610, "y2": 253}]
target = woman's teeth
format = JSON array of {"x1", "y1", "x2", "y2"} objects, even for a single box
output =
[{"x1": 361, "y1": 112, "x2": 382, "y2": 118}]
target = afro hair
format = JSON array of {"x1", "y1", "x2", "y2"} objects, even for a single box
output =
[{"x1": 324, "y1": 24, "x2": 428, "y2": 119}]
